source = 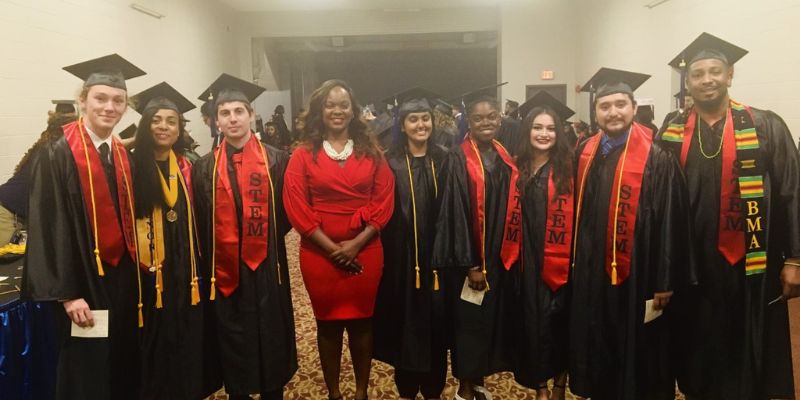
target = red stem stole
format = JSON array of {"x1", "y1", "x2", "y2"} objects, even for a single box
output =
[
  {"x1": 575, "y1": 123, "x2": 652, "y2": 285},
  {"x1": 63, "y1": 120, "x2": 137, "y2": 267},
  {"x1": 214, "y1": 136, "x2": 271, "y2": 296},
  {"x1": 461, "y1": 137, "x2": 521, "y2": 271},
  {"x1": 542, "y1": 170, "x2": 574, "y2": 291}
]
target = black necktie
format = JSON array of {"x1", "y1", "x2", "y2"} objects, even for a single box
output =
[{"x1": 98, "y1": 143, "x2": 119, "y2": 210}]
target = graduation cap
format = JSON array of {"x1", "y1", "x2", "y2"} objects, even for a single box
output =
[
  {"x1": 51, "y1": 100, "x2": 76, "y2": 114},
  {"x1": 580, "y1": 68, "x2": 650, "y2": 99},
  {"x1": 668, "y1": 32, "x2": 748, "y2": 70},
  {"x1": 453, "y1": 82, "x2": 509, "y2": 106},
  {"x1": 381, "y1": 87, "x2": 442, "y2": 107},
  {"x1": 198, "y1": 73, "x2": 266, "y2": 108},
  {"x1": 370, "y1": 112, "x2": 394, "y2": 136},
  {"x1": 62, "y1": 54, "x2": 145, "y2": 90},
  {"x1": 131, "y1": 82, "x2": 196, "y2": 115},
  {"x1": 518, "y1": 91, "x2": 575, "y2": 122},
  {"x1": 118, "y1": 123, "x2": 137, "y2": 140}
]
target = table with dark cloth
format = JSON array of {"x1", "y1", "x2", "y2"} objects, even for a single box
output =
[{"x1": 0, "y1": 258, "x2": 58, "y2": 400}]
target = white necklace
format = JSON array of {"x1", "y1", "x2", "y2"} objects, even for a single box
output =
[{"x1": 323, "y1": 139, "x2": 354, "y2": 161}]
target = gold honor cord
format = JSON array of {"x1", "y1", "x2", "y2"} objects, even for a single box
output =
[
  {"x1": 75, "y1": 119, "x2": 105, "y2": 277},
  {"x1": 468, "y1": 140, "x2": 489, "y2": 291},
  {"x1": 609, "y1": 133, "x2": 633, "y2": 285},
  {"x1": 112, "y1": 140, "x2": 144, "y2": 328},
  {"x1": 256, "y1": 140, "x2": 281, "y2": 286},
  {"x1": 405, "y1": 154, "x2": 440, "y2": 291},
  {"x1": 175, "y1": 159, "x2": 201, "y2": 306},
  {"x1": 571, "y1": 140, "x2": 599, "y2": 270},
  {"x1": 157, "y1": 151, "x2": 179, "y2": 222}
]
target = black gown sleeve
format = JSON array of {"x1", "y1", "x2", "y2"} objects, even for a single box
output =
[
  {"x1": 22, "y1": 139, "x2": 86, "y2": 301},
  {"x1": 756, "y1": 109, "x2": 800, "y2": 258},
  {"x1": 431, "y1": 149, "x2": 479, "y2": 269}
]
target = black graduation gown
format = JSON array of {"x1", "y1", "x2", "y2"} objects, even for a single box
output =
[
  {"x1": 138, "y1": 160, "x2": 212, "y2": 400},
  {"x1": 373, "y1": 145, "x2": 448, "y2": 373},
  {"x1": 496, "y1": 117, "x2": 523, "y2": 156},
  {"x1": 192, "y1": 143, "x2": 298, "y2": 396},
  {"x1": 431, "y1": 145, "x2": 519, "y2": 379},
  {"x1": 658, "y1": 109, "x2": 799, "y2": 400},
  {"x1": 22, "y1": 136, "x2": 140, "y2": 400},
  {"x1": 568, "y1": 138, "x2": 693, "y2": 400},
  {"x1": 512, "y1": 163, "x2": 570, "y2": 388}
]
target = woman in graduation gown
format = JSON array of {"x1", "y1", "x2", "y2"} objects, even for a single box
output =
[
  {"x1": 283, "y1": 79, "x2": 394, "y2": 400},
  {"x1": 431, "y1": 95, "x2": 521, "y2": 400},
  {"x1": 373, "y1": 96, "x2": 449, "y2": 400},
  {"x1": 130, "y1": 82, "x2": 217, "y2": 399},
  {"x1": 512, "y1": 95, "x2": 575, "y2": 400}
]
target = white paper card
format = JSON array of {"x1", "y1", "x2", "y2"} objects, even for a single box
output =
[
  {"x1": 0, "y1": 276, "x2": 7, "y2": 282},
  {"x1": 460, "y1": 277, "x2": 486, "y2": 306},
  {"x1": 644, "y1": 299, "x2": 663, "y2": 324},
  {"x1": 71, "y1": 309, "x2": 109, "y2": 338}
]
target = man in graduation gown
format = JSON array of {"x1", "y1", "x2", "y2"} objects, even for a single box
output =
[
  {"x1": 432, "y1": 94, "x2": 521, "y2": 400},
  {"x1": 658, "y1": 33, "x2": 800, "y2": 400},
  {"x1": 193, "y1": 74, "x2": 297, "y2": 400},
  {"x1": 22, "y1": 54, "x2": 145, "y2": 400},
  {"x1": 569, "y1": 68, "x2": 693, "y2": 400}
]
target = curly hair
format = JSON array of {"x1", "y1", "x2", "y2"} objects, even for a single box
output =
[
  {"x1": 132, "y1": 107, "x2": 190, "y2": 218},
  {"x1": 516, "y1": 106, "x2": 574, "y2": 197},
  {"x1": 14, "y1": 111, "x2": 77, "y2": 174},
  {"x1": 299, "y1": 79, "x2": 381, "y2": 160}
]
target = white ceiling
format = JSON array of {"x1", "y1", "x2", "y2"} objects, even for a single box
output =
[{"x1": 217, "y1": 0, "x2": 503, "y2": 12}]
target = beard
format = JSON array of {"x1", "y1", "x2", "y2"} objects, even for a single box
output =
[{"x1": 692, "y1": 87, "x2": 728, "y2": 111}]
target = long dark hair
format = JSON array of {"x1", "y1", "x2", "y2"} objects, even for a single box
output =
[
  {"x1": 132, "y1": 107, "x2": 189, "y2": 218},
  {"x1": 516, "y1": 106, "x2": 574, "y2": 196},
  {"x1": 299, "y1": 79, "x2": 381, "y2": 160},
  {"x1": 15, "y1": 111, "x2": 76, "y2": 174}
]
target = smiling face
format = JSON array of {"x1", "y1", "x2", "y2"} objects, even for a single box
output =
[
  {"x1": 686, "y1": 58, "x2": 732, "y2": 110},
  {"x1": 150, "y1": 108, "x2": 180, "y2": 153},
  {"x1": 468, "y1": 101, "x2": 501, "y2": 145},
  {"x1": 595, "y1": 93, "x2": 636, "y2": 136},
  {"x1": 529, "y1": 112, "x2": 557, "y2": 154},
  {"x1": 403, "y1": 111, "x2": 433, "y2": 147},
  {"x1": 322, "y1": 86, "x2": 354, "y2": 135},
  {"x1": 80, "y1": 84, "x2": 127, "y2": 137}
]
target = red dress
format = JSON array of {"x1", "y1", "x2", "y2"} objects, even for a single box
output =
[{"x1": 283, "y1": 146, "x2": 395, "y2": 320}]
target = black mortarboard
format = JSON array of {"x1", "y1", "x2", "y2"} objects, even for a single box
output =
[
  {"x1": 518, "y1": 91, "x2": 575, "y2": 122},
  {"x1": 198, "y1": 73, "x2": 265, "y2": 108},
  {"x1": 453, "y1": 82, "x2": 509, "y2": 106},
  {"x1": 62, "y1": 54, "x2": 145, "y2": 90},
  {"x1": 668, "y1": 32, "x2": 748, "y2": 70},
  {"x1": 580, "y1": 68, "x2": 650, "y2": 99},
  {"x1": 51, "y1": 100, "x2": 76, "y2": 114},
  {"x1": 118, "y1": 123, "x2": 137, "y2": 140},
  {"x1": 370, "y1": 112, "x2": 394, "y2": 135},
  {"x1": 381, "y1": 87, "x2": 442, "y2": 107},
  {"x1": 131, "y1": 81, "x2": 196, "y2": 115}
]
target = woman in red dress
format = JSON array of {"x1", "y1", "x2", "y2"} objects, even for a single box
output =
[{"x1": 283, "y1": 79, "x2": 395, "y2": 400}]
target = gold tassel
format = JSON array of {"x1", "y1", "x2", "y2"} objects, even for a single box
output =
[
  {"x1": 94, "y1": 249, "x2": 104, "y2": 276},
  {"x1": 277, "y1": 264, "x2": 282, "y2": 286},
  {"x1": 210, "y1": 277, "x2": 216, "y2": 301},
  {"x1": 415, "y1": 266, "x2": 421, "y2": 289},
  {"x1": 138, "y1": 302, "x2": 144, "y2": 328},
  {"x1": 433, "y1": 270, "x2": 440, "y2": 291},
  {"x1": 611, "y1": 261, "x2": 618, "y2": 285},
  {"x1": 483, "y1": 268, "x2": 490, "y2": 291},
  {"x1": 190, "y1": 278, "x2": 200, "y2": 305},
  {"x1": 155, "y1": 266, "x2": 163, "y2": 309}
]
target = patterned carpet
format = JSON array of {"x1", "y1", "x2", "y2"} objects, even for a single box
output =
[{"x1": 210, "y1": 231, "x2": 683, "y2": 399}]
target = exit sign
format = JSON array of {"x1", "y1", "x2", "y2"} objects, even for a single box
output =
[{"x1": 541, "y1": 70, "x2": 554, "y2": 80}]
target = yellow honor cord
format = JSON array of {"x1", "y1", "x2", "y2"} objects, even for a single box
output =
[
  {"x1": 405, "y1": 154, "x2": 423, "y2": 290},
  {"x1": 157, "y1": 151, "x2": 179, "y2": 208},
  {"x1": 257, "y1": 141, "x2": 281, "y2": 286},
  {"x1": 210, "y1": 145, "x2": 223, "y2": 301},
  {"x1": 113, "y1": 139, "x2": 143, "y2": 327},
  {"x1": 571, "y1": 139, "x2": 599, "y2": 270},
  {"x1": 75, "y1": 119, "x2": 104, "y2": 276},
  {"x1": 468, "y1": 140, "x2": 489, "y2": 291},
  {"x1": 609, "y1": 133, "x2": 633, "y2": 286},
  {"x1": 175, "y1": 164, "x2": 201, "y2": 306}
]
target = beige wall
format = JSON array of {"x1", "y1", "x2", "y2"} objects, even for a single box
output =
[{"x1": 0, "y1": 0, "x2": 244, "y2": 179}]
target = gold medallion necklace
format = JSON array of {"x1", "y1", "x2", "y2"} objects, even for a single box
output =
[{"x1": 697, "y1": 116, "x2": 725, "y2": 159}]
